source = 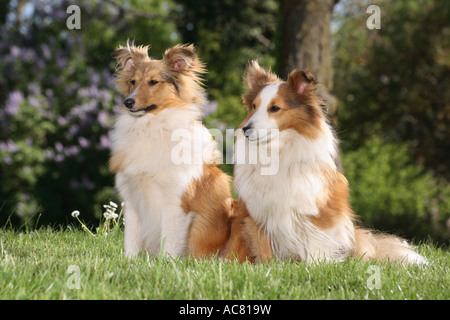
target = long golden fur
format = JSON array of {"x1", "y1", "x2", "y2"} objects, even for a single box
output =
[{"x1": 110, "y1": 42, "x2": 249, "y2": 260}]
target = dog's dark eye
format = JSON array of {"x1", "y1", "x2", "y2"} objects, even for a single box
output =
[
  {"x1": 149, "y1": 80, "x2": 159, "y2": 86},
  {"x1": 269, "y1": 105, "x2": 281, "y2": 113},
  {"x1": 252, "y1": 104, "x2": 256, "y2": 110},
  {"x1": 130, "y1": 79, "x2": 136, "y2": 85}
]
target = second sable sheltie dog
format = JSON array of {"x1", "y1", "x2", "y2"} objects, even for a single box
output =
[
  {"x1": 110, "y1": 43, "x2": 246, "y2": 259},
  {"x1": 234, "y1": 61, "x2": 427, "y2": 265}
]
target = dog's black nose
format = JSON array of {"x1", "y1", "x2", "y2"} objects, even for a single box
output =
[
  {"x1": 123, "y1": 98, "x2": 135, "y2": 109},
  {"x1": 242, "y1": 125, "x2": 253, "y2": 135}
]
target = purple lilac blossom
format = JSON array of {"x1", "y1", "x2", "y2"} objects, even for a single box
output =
[{"x1": 5, "y1": 91, "x2": 24, "y2": 116}]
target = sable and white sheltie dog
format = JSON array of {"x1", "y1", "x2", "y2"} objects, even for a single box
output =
[
  {"x1": 109, "y1": 43, "x2": 242, "y2": 259},
  {"x1": 234, "y1": 61, "x2": 427, "y2": 265}
]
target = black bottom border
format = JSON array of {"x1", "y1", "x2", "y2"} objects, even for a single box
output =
[{"x1": 4, "y1": 299, "x2": 443, "y2": 318}]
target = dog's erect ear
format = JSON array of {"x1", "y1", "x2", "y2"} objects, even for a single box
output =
[
  {"x1": 163, "y1": 44, "x2": 205, "y2": 75},
  {"x1": 243, "y1": 60, "x2": 279, "y2": 90},
  {"x1": 111, "y1": 42, "x2": 150, "y2": 95},
  {"x1": 111, "y1": 47, "x2": 134, "y2": 71},
  {"x1": 111, "y1": 41, "x2": 150, "y2": 72},
  {"x1": 124, "y1": 58, "x2": 135, "y2": 71},
  {"x1": 287, "y1": 70, "x2": 316, "y2": 96},
  {"x1": 242, "y1": 61, "x2": 279, "y2": 108}
]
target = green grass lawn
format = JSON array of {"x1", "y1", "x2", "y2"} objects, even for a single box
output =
[{"x1": 0, "y1": 227, "x2": 448, "y2": 300}]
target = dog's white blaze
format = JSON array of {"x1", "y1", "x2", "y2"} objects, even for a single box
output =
[
  {"x1": 244, "y1": 83, "x2": 280, "y2": 140},
  {"x1": 255, "y1": 82, "x2": 281, "y2": 128},
  {"x1": 126, "y1": 85, "x2": 140, "y2": 100}
]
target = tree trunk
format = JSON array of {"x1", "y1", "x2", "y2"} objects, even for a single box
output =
[{"x1": 279, "y1": 0, "x2": 342, "y2": 172}]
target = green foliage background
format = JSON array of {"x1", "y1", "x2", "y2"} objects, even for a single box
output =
[
  {"x1": 0, "y1": 0, "x2": 448, "y2": 243},
  {"x1": 333, "y1": 0, "x2": 450, "y2": 243}
]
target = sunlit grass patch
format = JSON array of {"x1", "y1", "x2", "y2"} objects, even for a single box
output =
[{"x1": 0, "y1": 227, "x2": 448, "y2": 300}]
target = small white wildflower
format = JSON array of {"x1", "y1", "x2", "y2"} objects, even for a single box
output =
[
  {"x1": 102, "y1": 201, "x2": 120, "y2": 221},
  {"x1": 121, "y1": 202, "x2": 125, "y2": 207},
  {"x1": 103, "y1": 210, "x2": 118, "y2": 220},
  {"x1": 71, "y1": 210, "x2": 80, "y2": 218}
]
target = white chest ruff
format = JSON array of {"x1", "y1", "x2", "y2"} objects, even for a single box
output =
[
  {"x1": 112, "y1": 106, "x2": 208, "y2": 201},
  {"x1": 234, "y1": 129, "x2": 354, "y2": 262},
  {"x1": 112, "y1": 106, "x2": 218, "y2": 256}
]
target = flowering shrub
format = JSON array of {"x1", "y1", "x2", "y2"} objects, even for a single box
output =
[{"x1": 0, "y1": 0, "x2": 176, "y2": 227}]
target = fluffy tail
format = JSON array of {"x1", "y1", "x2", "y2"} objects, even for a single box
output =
[{"x1": 353, "y1": 228, "x2": 427, "y2": 265}]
